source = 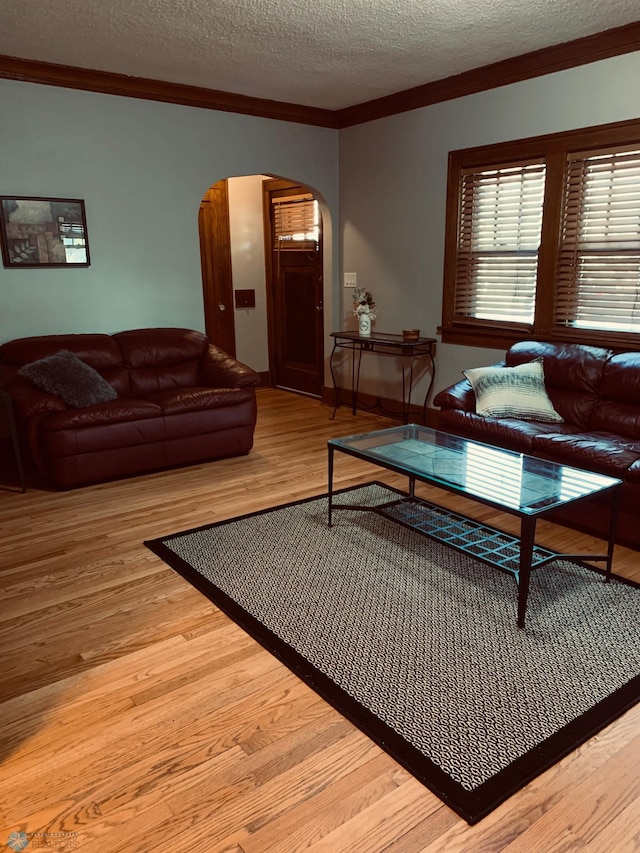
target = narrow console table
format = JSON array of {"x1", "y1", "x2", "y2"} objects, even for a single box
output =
[{"x1": 329, "y1": 331, "x2": 437, "y2": 424}]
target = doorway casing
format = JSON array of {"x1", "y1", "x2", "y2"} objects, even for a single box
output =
[{"x1": 198, "y1": 175, "x2": 329, "y2": 398}]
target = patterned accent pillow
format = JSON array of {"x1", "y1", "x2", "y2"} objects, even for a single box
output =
[
  {"x1": 463, "y1": 359, "x2": 563, "y2": 422},
  {"x1": 19, "y1": 349, "x2": 118, "y2": 408}
]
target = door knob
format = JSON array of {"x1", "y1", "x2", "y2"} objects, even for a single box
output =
[{"x1": 218, "y1": 304, "x2": 226, "y2": 311}]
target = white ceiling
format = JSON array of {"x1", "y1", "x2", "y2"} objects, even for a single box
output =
[{"x1": 0, "y1": 0, "x2": 639, "y2": 111}]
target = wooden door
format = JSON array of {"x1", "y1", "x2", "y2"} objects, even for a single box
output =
[
  {"x1": 263, "y1": 180, "x2": 324, "y2": 397},
  {"x1": 198, "y1": 181, "x2": 236, "y2": 357}
]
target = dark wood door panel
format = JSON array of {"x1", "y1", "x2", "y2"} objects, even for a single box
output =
[
  {"x1": 276, "y1": 264, "x2": 322, "y2": 395},
  {"x1": 199, "y1": 181, "x2": 236, "y2": 357},
  {"x1": 264, "y1": 178, "x2": 323, "y2": 397}
]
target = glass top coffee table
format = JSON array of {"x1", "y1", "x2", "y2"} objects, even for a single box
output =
[{"x1": 328, "y1": 424, "x2": 622, "y2": 628}]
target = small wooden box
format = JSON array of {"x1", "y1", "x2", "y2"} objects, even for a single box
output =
[{"x1": 402, "y1": 329, "x2": 420, "y2": 342}]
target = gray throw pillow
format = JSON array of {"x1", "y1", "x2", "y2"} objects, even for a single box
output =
[
  {"x1": 463, "y1": 359, "x2": 563, "y2": 422},
  {"x1": 19, "y1": 349, "x2": 118, "y2": 407}
]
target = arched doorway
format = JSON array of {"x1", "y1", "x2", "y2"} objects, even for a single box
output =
[{"x1": 198, "y1": 174, "x2": 325, "y2": 398}]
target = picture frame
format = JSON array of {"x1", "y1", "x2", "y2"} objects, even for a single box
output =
[{"x1": 0, "y1": 196, "x2": 90, "y2": 268}]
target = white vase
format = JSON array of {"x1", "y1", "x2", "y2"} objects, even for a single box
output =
[{"x1": 358, "y1": 313, "x2": 372, "y2": 336}]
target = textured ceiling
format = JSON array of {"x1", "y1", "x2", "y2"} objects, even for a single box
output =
[{"x1": 0, "y1": 0, "x2": 639, "y2": 110}]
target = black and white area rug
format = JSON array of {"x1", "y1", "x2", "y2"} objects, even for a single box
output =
[{"x1": 144, "y1": 482, "x2": 640, "y2": 824}]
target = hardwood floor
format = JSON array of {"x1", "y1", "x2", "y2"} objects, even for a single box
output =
[{"x1": 1, "y1": 387, "x2": 639, "y2": 852}]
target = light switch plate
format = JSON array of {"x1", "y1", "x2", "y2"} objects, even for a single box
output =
[{"x1": 344, "y1": 272, "x2": 357, "y2": 288}]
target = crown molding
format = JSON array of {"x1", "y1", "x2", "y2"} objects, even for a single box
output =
[
  {"x1": 0, "y1": 21, "x2": 639, "y2": 130},
  {"x1": 336, "y1": 21, "x2": 640, "y2": 128},
  {"x1": 0, "y1": 55, "x2": 339, "y2": 128}
]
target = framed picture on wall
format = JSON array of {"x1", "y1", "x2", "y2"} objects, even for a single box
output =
[{"x1": 0, "y1": 196, "x2": 90, "y2": 268}]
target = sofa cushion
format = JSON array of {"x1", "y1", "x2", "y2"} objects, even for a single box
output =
[
  {"x1": 19, "y1": 350, "x2": 118, "y2": 408},
  {"x1": 0, "y1": 334, "x2": 131, "y2": 398},
  {"x1": 590, "y1": 352, "x2": 640, "y2": 438},
  {"x1": 463, "y1": 360, "x2": 563, "y2": 422},
  {"x1": 127, "y1": 362, "x2": 202, "y2": 396},
  {"x1": 532, "y1": 432, "x2": 640, "y2": 477},
  {"x1": 505, "y1": 341, "x2": 610, "y2": 427},
  {"x1": 437, "y1": 409, "x2": 577, "y2": 452},
  {"x1": 0, "y1": 333, "x2": 123, "y2": 371},
  {"x1": 147, "y1": 386, "x2": 254, "y2": 414},
  {"x1": 40, "y1": 416, "x2": 166, "y2": 456},
  {"x1": 41, "y1": 398, "x2": 162, "y2": 429},
  {"x1": 162, "y1": 399, "x2": 257, "y2": 440},
  {"x1": 113, "y1": 327, "x2": 208, "y2": 396},
  {"x1": 114, "y1": 328, "x2": 207, "y2": 368}
]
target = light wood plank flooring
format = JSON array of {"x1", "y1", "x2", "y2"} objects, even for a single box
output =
[{"x1": 1, "y1": 388, "x2": 639, "y2": 852}]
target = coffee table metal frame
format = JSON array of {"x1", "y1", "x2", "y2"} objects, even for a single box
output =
[{"x1": 327, "y1": 425, "x2": 621, "y2": 629}]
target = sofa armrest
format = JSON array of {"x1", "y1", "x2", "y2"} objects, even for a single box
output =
[
  {"x1": 433, "y1": 380, "x2": 476, "y2": 413},
  {"x1": 199, "y1": 344, "x2": 261, "y2": 389},
  {"x1": 434, "y1": 360, "x2": 508, "y2": 413},
  {"x1": 0, "y1": 371, "x2": 67, "y2": 419}
]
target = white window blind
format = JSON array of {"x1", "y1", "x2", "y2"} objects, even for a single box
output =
[
  {"x1": 455, "y1": 162, "x2": 546, "y2": 325},
  {"x1": 556, "y1": 148, "x2": 640, "y2": 332},
  {"x1": 272, "y1": 194, "x2": 319, "y2": 251}
]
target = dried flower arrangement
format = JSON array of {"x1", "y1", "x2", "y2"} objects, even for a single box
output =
[{"x1": 352, "y1": 287, "x2": 377, "y2": 320}]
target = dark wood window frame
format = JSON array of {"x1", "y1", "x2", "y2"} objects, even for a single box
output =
[{"x1": 442, "y1": 116, "x2": 640, "y2": 351}]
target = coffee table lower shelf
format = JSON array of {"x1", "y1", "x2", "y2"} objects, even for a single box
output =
[
  {"x1": 329, "y1": 493, "x2": 613, "y2": 628},
  {"x1": 371, "y1": 496, "x2": 559, "y2": 582}
]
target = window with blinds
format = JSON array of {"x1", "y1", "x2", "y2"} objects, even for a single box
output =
[
  {"x1": 272, "y1": 194, "x2": 319, "y2": 251},
  {"x1": 556, "y1": 148, "x2": 640, "y2": 332},
  {"x1": 455, "y1": 162, "x2": 546, "y2": 325},
  {"x1": 442, "y1": 117, "x2": 640, "y2": 350}
]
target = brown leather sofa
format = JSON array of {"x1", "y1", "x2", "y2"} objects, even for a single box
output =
[
  {"x1": 0, "y1": 327, "x2": 260, "y2": 489},
  {"x1": 433, "y1": 340, "x2": 640, "y2": 550}
]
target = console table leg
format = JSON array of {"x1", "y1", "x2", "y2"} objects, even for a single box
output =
[
  {"x1": 422, "y1": 352, "x2": 436, "y2": 426},
  {"x1": 400, "y1": 357, "x2": 408, "y2": 424},
  {"x1": 353, "y1": 349, "x2": 364, "y2": 416},
  {"x1": 329, "y1": 339, "x2": 340, "y2": 420},
  {"x1": 517, "y1": 517, "x2": 536, "y2": 629}
]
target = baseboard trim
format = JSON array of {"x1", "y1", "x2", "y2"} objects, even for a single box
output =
[{"x1": 321, "y1": 385, "x2": 439, "y2": 428}]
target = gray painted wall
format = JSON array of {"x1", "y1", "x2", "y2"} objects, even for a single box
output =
[
  {"x1": 0, "y1": 80, "x2": 338, "y2": 378},
  {"x1": 2, "y1": 51, "x2": 640, "y2": 403},
  {"x1": 339, "y1": 51, "x2": 640, "y2": 402},
  {"x1": 227, "y1": 174, "x2": 270, "y2": 372}
]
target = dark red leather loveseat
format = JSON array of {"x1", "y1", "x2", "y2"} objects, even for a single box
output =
[
  {"x1": 0, "y1": 327, "x2": 260, "y2": 489},
  {"x1": 434, "y1": 340, "x2": 640, "y2": 550}
]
